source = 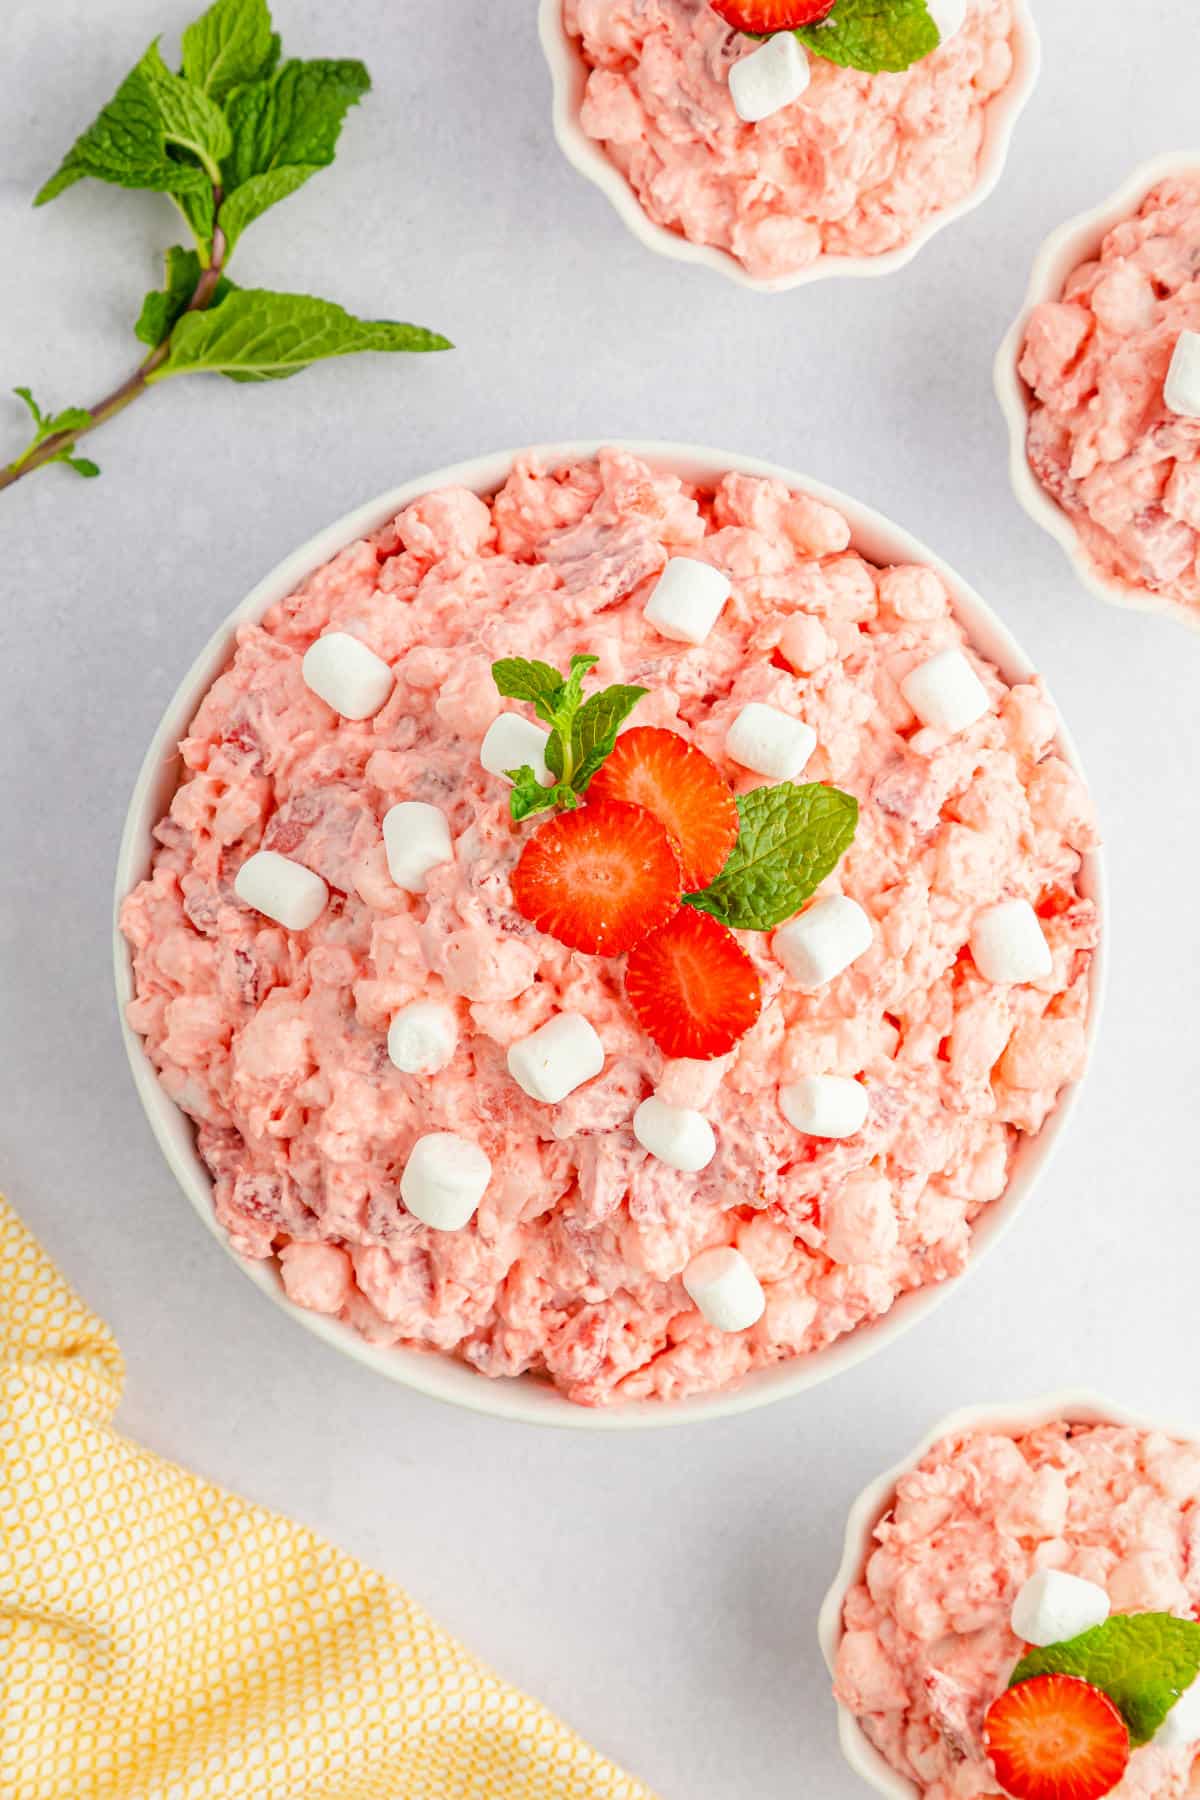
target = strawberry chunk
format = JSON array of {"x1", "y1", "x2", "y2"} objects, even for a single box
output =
[
  {"x1": 625, "y1": 907, "x2": 762, "y2": 1060},
  {"x1": 510, "y1": 800, "x2": 682, "y2": 957},
  {"x1": 983, "y1": 1675, "x2": 1131, "y2": 1800},
  {"x1": 711, "y1": 0, "x2": 838, "y2": 31},
  {"x1": 588, "y1": 727, "x2": 739, "y2": 892}
]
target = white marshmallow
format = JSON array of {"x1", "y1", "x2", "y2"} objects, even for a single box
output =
[
  {"x1": 683, "y1": 1248, "x2": 765, "y2": 1334},
  {"x1": 481, "y1": 714, "x2": 554, "y2": 786},
  {"x1": 729, "y1": 32, "x2": 811, "y2": 124},
  {"x1": 633, "y1": 1098, "x2": 717, "y2": 1173},
  {"x1": 1156, "y1": 1676, "x2": 1200, "y2": 1751},
  {"x1": 780, "y1": 1075, "x2": 869, "y2": 1140},
  {"x1": 725, "y1": 702, "x2": 817, "y2": 782},
  {"x1": 1011, "y1": 1570, "x2": 1110, "y2": 1648},
  {"x1": 382, "y1": 801, "x2": 453, "y2": 895},
  {"x1": 387, "y1": 1002, "x2": 458, "y2": 1075},
  {"x1": 507, "y1": 1013, "x2": 605, "y2": 1105},
  {"x1": 234, "y1": 850, "x2": 328, "y2": 931},
  {"x1": 1165, "y1": 330, "x2": 1200, "y2": 418},
  {"x1": 927, "y1": 0, "x2": 968, "y2": 43},
  {"x1": 970, "y1": 899, "x2": 1052, "y2": 985},
  {"x1": 400, "y1": 1132, "x2": 491, "y2": 1232},
  {"x1": 774, "y1": 895, "x2": 872, "y2": 990},
  {"x1": 901, "y1": 649, "x2": 991, "y2": 735},
  {"x1": 644, "y1": 558, "x2": 731, "y2": 646},
  {"x1": 301, "y1": 631, "x2": 395, "y2": 720}
]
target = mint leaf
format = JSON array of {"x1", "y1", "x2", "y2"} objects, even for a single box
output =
[
  {"x1": 181, "y1": 0, "x2": 279, "y2": 103},
  {"x1": 57, "y1": 452, "x2": 101, "y2": 479},
  {"x1": 149, "y1": 289, "x2": 451, "y2": 383},
  {"x1": 686, "y1": 783, "x2": 858, "y2": 932},
  {"x1": 795, "y1": 0, "x2": 939, "y2": 73},
  {"x1": 35, "y1": 57, "x2": 212, "y2": 205},
  {"x1": 134, "y1": 246, "x2": 236, "y2": 347},
  {"x1": 12, "y1": 388, "x2": 93, "y2": 444},
  {"x1": 1011, "y1": 1616, "x2": 1200, "y2": 1748},
  {"x1": 570, "y1": 685, "x2": 647, "y2": 791},
  {"x1": 508, "y1": 769, "x2": 563, "y2": 824},
  {"x1": 138, "y1": 42, "x2": 231, "y2": 180},
  {"x1": 492, "y1": 658, "x2": 569, "y2": 723},
  {"x1": 222, "y1": 58, "x2": 370, "y2": 189},
  {"x1": 218, "y1": 165, "x2": 316, "y2": 253},
  {"x1": 543, "y1": 654, "x2": 599, "y2": 779},
  {"x1": 176, "y1": 183, "x2": 216, "y2": 255}
]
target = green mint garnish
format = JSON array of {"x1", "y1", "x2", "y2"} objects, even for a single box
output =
[
  {"x1": 491, "y1": 656, "x2": 648, "y2": 823},
  {"x1": 791, "y1": 0, "x2": 941, "y2": 75},
  {"x1": 685, "y1": 781, "x2": 859, "y2": 931},
  {"x1": 3, "y1": 0, "x2": 449, "y2": 495},
  {"x1": 1010, "y1": 1615, "x2": 1200, "y2": 1748}
]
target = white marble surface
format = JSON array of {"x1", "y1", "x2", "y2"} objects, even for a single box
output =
[{"x1": 2, "y1": 3, "x2": 1199, "y2": 1795}]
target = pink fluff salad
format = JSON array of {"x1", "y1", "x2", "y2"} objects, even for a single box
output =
[
  {"x1": 835, "y1": 1419, "x2": 1200, "y2": 1798},
  {"x1": 120, "y1": 449, "x2": 1098, "y2": 1408},
  {"x1": 564, "y1": 0, "x2": 1022, "y2": 281},
  {"x1": 1020, "y1": 173, "x2": 1200, "y2": 618}
]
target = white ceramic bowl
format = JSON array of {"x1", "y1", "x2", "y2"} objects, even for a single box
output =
[
  {"x1": 996, "y1": 152, "x2": 1200, "y2": 630},
  {"x1": 114, "y1": 439, "x2": 1107, "y2": 1430},
  {"x1": 538, "y1": 0, "x2": 1041, "y2": 294},
  {"x1": 818, "y1": 1391, "x2": 1200, "y2": 1797}
]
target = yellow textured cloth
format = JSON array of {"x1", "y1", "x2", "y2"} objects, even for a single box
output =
[{"x1": 0, "y1": 1199, "x2": 658, "y2": 1800}]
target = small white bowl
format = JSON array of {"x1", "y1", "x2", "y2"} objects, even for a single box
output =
[
  {"x1": 114, "y1": 440, "x2": 1106, "y2": 1431},
  {"x1": 538, "y1": 0, "x2": 1041, "y2": 293},
  {"x1": 996, "y1": 152, "x2": 1200, "y2": 631},
  {"x1": 818, "y1": 1391, "x2": 1200, "y2": 1797}
]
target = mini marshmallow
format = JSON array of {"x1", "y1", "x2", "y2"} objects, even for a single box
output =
[
  {"x1": 387, "y1": 1001, "x2": 458, "y2": 1075},
  {"x1": 774, "y1": 895, "x2": 872, "y2": 990},
  {"x1": 729, "y1": 32, "x2": 811, "y2": 124},
  {"x1": 1156, "y1": 1676, "x2": 1200, "y2": 1751},
  {"x1": 301, "y1": 631, "x2": 394, "y2": 720},
  {"x1": 1165, "y1": 330, "x2": 1200, "y2": 418},
  {"x1": 725, "y1": 702, "x2": 817, "y2": 782},
  {"x1": 970, "y1": 899, "x2": 1052, "y2": 985},
  {"x1": 780, "y1": 1075, "x2": 869, "y2": 1140},
  {"x1": 481, "y1": 714, "x2": 553, "y2": 786},
  {"x1": 1011, "y1": 1570, "x2": 1110, "y2": 1648},
  {"x1": 901, "y1": 648, "x2": 991, "y2": 735},
  {"x1": 644, "y1": 558, "x2": 731, "y2": 646},
  {"x1": 683, "y1": 1248, "x2": 765, "y2": 1334},
  {"x1": 382, "y1": 801, "x2": 453, "y2": 895},
  {"x1": 507, "y1": 1013, "x2": 605, "y2": 1105},
  {"x1": 234, "y1": 850, "x2": 328, "y2": 931},
  {"x1": 400, "y1": 1132, "x2": 491, "y2": 1233},
  {"x1": 634, "y1": 1097, "x2": 716, "y2": 1173},
  {"x1": 927, "y1": 0, "x2": 968, "y2": 42}
]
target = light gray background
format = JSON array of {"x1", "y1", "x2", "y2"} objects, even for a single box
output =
[{"x1": 2, "y1": 3, "x2": 1198, "y2": 1795}]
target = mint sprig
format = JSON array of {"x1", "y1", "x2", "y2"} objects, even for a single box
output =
[
  {"x1": 783, "y1": 0, "x2": 941, "y2": 75},
  {"x1": 3, "y1": 0, "x2": 450, "y2": 495},
  {"x1": 1010, "y1": 1615, "x2": 1200, "y2": 1748},
  {"x1": 492, "y1": 656, "x2": 647, "y2": 823},
  {"x1": 686, "y1": 781, "x2": 858, "y2": 931}
]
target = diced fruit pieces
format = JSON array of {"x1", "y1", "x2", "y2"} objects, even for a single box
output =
[
  {"x1": 711, "y1": 0, "x2": 837, "y2": 29},
  {"x1": 625, "y1": 906, "x2": 762, "y2": 1060},
  {"x1": 983, "y1": 1675, "x2": 1131, "y2": 1800},
  {"x1": 510, "y1": 799, "x2": 682, "y2": 957},
  {"x1": 587, "y1": 726, "x2": 739, "y2": 891}
]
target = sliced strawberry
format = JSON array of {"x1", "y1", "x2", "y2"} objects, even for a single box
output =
[
  {"x1": 588, "y1": 727, "x2": 739, "y2": 892},
  {"x1": 983, "y1": 1676, "x2": 1130, "y2": 1800},
  {"x1": 711, "y1": 0, "x2": 838, "y2": 31},
  {"x1": 625, "y1": 906, "x2": 762, "y2": 1060},
  {"x1": 510, "y1": 800, "x2": 682, "y2": 957}
]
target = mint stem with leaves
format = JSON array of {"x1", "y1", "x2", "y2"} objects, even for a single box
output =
[{"x1": 2, "y1": 0, "x2": 450, "y2": 495}]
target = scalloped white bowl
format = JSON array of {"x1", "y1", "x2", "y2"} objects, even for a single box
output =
[
  {"x1": 114, "y1": 439, "x2": 1106, "y2": 1430},
  {"x1": 538, "y1": 0, "x2": 1041, "y2": 293},
  {"x1": 996, "y1": 152, "x2": 1200, "y2": 631},
  {"x1": 818, "y1": 1391, "x2": 1200, "y2": 1797}
]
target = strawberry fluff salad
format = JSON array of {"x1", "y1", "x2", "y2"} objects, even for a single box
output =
[
  {"x1": 563, "y1": 0, "x2": 1022, "y2": 281},
  {"x1": 121, "y1": 448, "x2": 1098, "y2": 1408},
  {"x1": 1020, "y1": 174, "x2": 1200, "y2": 619},
  {"x1": 835, "y1": 1419, "x2": 1200, "y2": 1799}
]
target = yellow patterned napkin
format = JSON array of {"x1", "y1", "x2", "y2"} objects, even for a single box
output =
[{"x1": 0, "y1": 1198, "x2": 658, "y2": 1800}]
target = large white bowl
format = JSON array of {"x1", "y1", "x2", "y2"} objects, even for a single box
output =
[
  {"x1": 114, "y1": 440, "x2": 1107, "y2": 1431},
  {"x1": 818, "y1": 1392, "x2": 1200, "y2": 1797},
  {"x1": 996, "y1": 152, "x2": 1200, "y2": 631},
  {"x1": 538, "y1": 0, "x2": 1041, "y2": 294}
]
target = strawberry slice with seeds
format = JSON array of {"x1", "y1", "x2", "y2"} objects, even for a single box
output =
[
  {"x1": 588, "y1": 727, "x2": 739, "y2": 892},
  {"x1": 983, "y1": 1675, "x2": 1131, "y2": 1800},
  {"x1": 711, "y1": 0, "x2": 838, "y2": 31},
  {"x1": 625, "y1": 907, "x2": 762, "y2": 1060},
  {"x1": 510, "y1": 800, "x2": 682, "y2": 957}
]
